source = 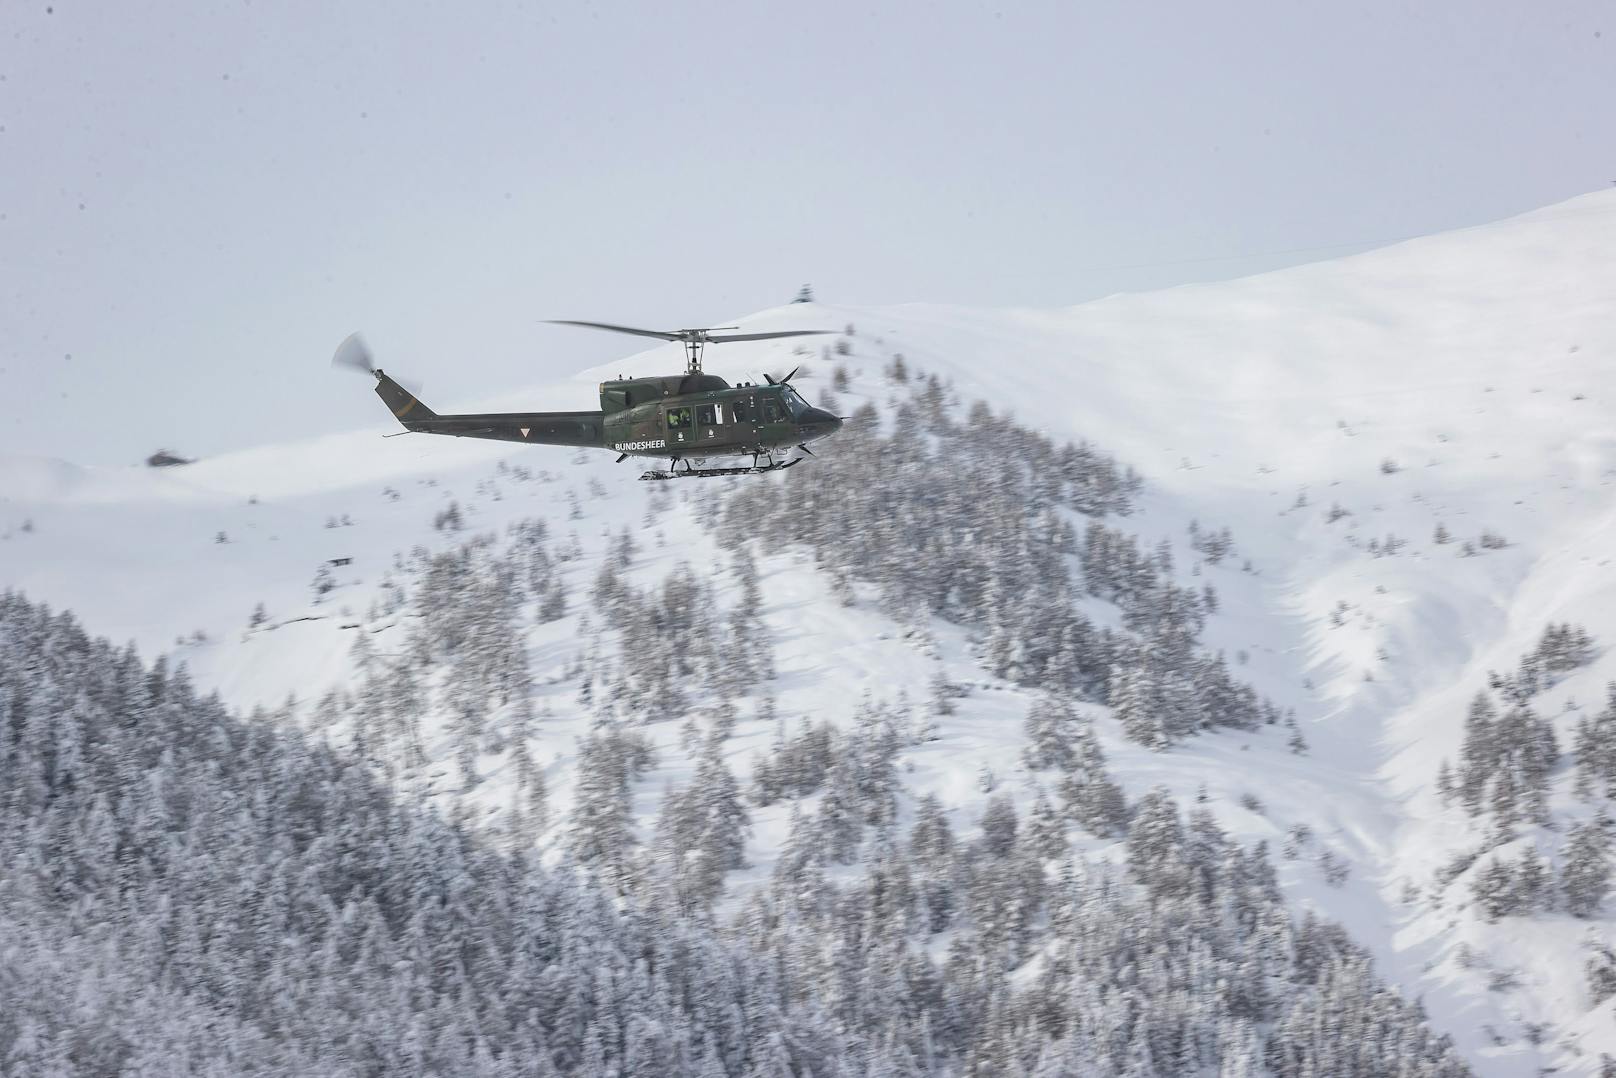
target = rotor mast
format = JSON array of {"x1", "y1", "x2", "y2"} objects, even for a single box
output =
[{"x1": 675, "y1": 327, "x2": 738, "y2": 374}]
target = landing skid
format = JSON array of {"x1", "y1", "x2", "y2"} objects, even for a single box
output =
[{"x1": 639, "y1": 457, "x2": 804, "y2": 481}]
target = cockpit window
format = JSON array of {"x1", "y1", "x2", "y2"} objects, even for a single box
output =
[{"x1": 780, "y1": 386, "x2": 810, "y2": 419}]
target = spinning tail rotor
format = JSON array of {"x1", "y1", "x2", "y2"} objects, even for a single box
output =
[
  {"x1": 330, "y1": 332, "x2": 431, "y2": 421},
  {"x1": 330, "y1": 332, "x2": 378, "y2": 377},
  {"x1": 330, "y1": 333, "x2": 424, "y2": 394}
]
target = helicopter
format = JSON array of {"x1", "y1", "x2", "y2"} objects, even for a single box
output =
[{"x1": 333, "y1": 320, "x2": 844, "y2": 480}]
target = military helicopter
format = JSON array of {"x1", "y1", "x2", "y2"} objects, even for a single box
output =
[{"x1": 333, "y1": 320, "x2": 843, "y2": 480}]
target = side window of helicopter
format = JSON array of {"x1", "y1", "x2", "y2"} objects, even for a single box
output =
[
  {"x1": 695, "y1": 404, "x2": 717, "y2": 426},
  {"x1": 665, "y1": 406, "x2": 692, "y2": 429},
  {"x1": 762, "y1": 397, "x2": 785, "y2": 423},
  {"x1": 731, "y1": 398, "x2": 753, "y2": 424}
]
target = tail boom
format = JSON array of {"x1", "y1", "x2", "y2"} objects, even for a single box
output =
[{"x1": 374, "y1": 372, "x2": 603, "y2": 448}]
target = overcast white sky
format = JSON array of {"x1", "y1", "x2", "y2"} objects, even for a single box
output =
[{"x1": 2, "y1": 1, "x2": 1611, "y2": 464}]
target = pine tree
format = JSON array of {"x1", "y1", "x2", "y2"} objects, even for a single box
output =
[
  {"x1": 1025, "y1": 791, "x2": 1068, "y2": 860},
  {"x1": 1056, "y1": 717, "x2": 1128, "y2": 837},
  {"x1": 1435, "y1": 758, "x2": 1455, "y2": 806},
  {"x1": 1453, "y1": 692, "x2": 1496, "y2": 816},
  {"x1": 1486, "y1": 769, "x2": 1519, "y2": 843},
  {"x1": 1285, "y1": 714, "x2": 1308, "y2": 755},
  {"x1": 1112, "y1": 661, "x2": 1166, "y2": 750},
  {"x1": 1575, "y1": 685, "x2": 1616, "y2": 802},
  {"x1": 511, "y1": 737, "x2": 547, "y2": 835},
  {"x1": 570, "y1": 724, "x2": 654, "y2": 887},
  {"x1": 979, "y1": 795, "x2": 1019, "y2": 858},
  {"x1": 1022, "y1": 696, "x2": 1079, "y2": 770},
  {"x1": 1563, "y1": 817, "x2": 1613, "y2": 917},
  {"x1": 1126, "y1": 787, "x2": 1187, "y2": 898},
  {"x1": 1586, "y1": 946, "x2": 1616, "y2": 1005},
  {"x1": 725, "y1": 546, "x2": 774, "y2": 688},
  {"x1": 693, "y1": 734, "x2": 751, "y2": 871},
  {"x1": 772, "y1": 803, "x2": 823, "y2": 892},
  {"x1": 539, "y1": 578, "x2": 568, "y2": 622},
  {"x1": 1468, "y1": 856, "x2": 1517, "y2": 922},
  {"x1": 311, "y1": 563, "x2": 336, "y2": 603},
  {"x1": 1512, "y1": 704, "x2": 1559, "y2": 825},
  {"x1": 910, "y1": 793, "x2": 955, "y2": 866},
  {"x1": 1515, "y1": 845, "x2": 1549, "y2": 912},
  {"x1": 817, "y1": 752, "x2": 864, "y2": 864}
]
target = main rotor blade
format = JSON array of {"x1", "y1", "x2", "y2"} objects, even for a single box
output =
[
  {"x1": 544, "y1": 320, "x2": 683, "y2": 342},
  {"x1": 706, "y1": 329, "x2": 835, "y2": 343},
  {"x1": 331, "y1": 332, "x2": 376, "y2": 374},
  {"x1": 780, "y1": 365, "x2": 801, "y2": 384}
]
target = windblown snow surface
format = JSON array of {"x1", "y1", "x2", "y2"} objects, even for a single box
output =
[{"x1": 5, "y1": 190, "x2": 1616, "y2": 1074}]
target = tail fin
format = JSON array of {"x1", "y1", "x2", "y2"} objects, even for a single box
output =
[{"x1": 374, "y1": 370, "x2": 436, "y2": 426}]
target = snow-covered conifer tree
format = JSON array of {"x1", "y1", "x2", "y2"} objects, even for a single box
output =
[{"x1": 1563, "y1": 817, "x2": 1613, "y2": 918}]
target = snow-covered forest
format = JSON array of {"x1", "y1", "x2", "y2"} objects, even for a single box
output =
[
  {"x1": 5, "y1": 190, "x2": 1616, "y2": 1075},
  {"x1": 1, "y1": 590, "x2": 1467, "y2": 1074}
]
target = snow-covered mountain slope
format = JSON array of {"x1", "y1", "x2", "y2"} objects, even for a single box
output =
[{"x1": 5, "y1": 189, "x2": 1616, "y2": 1074}]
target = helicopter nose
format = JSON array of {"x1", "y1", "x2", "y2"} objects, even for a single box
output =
[{"x1": 802, "y1": 407, "x2": 841, "y2": 438}]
